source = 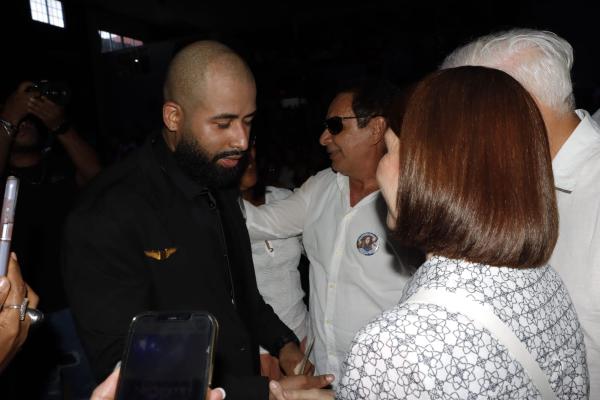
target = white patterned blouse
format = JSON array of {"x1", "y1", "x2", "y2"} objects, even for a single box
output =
[{"x1": 336, "y1": 256, "x2": 589, "y2": 399}]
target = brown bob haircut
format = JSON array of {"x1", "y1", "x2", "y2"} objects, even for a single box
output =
[{"x1": 390, "y1": 66, "x2": 558, "y2": 268}]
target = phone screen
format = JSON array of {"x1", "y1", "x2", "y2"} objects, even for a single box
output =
[{"x1": 116, "y1": 312, "x2": 216, "y2": 400}]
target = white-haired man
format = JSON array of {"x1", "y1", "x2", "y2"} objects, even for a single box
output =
[{"x1": 443, "y1": 28, "x2": 599, "y2": 397}]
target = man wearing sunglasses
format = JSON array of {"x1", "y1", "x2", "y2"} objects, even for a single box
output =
[{"x1": 244, "y1": 77, "x2": 424, "y2": 386}]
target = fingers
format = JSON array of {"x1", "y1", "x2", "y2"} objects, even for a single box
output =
[
  {"x1": 306, "y1": 374, "x2": 334, "y2": 389},
  {"x1": 284, "y1": 389, "x2": 335, "y2": 400},
  {"x1": 17, "y1": 81, "x2": 37, "y2": 92},
  {"x1": 25, "y1": 283, "x2": 39, "y2": 309},
  {"x1": 90, "y1": 366, "x2": 120, "y2": 400},
  {"x1": 269, "y1": 380, "x2": 286, "y2": 400},
  {"x1": 2, "y1": 254, "x2": 31, "y2": 331},
  {"x1": 270, "y1": 381, "x2": 335, "y2": 400},
  {"x1": 27, "y1": 97, "x2": 64, "y2": 129},
  {"x1": 0, "y1": 278, "x2": 10, "y2": 308},
  {"x1": 26, "y1": 98, "x2": 46, "y2": 121},
  {"x1": 278, "y1": 374, "x2": 335, "y2": 390},
  {"x1": 208, "y1": 388, "x2": 226, "y2": 400},
  {"x1": 5, "y1": 254, "x2": 27, "y2": 309}
]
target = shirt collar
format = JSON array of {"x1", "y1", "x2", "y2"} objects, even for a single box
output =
[
  {"x1": 153, "y1": 135, "x2": 208, "y2": 200},
  {"x1": 552, "y1": 109, "x2": 600, "y2": 193}
]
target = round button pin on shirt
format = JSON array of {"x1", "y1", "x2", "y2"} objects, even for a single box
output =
[{"x1": 357, "y1": 232, "x2": 379, "y2": 256}]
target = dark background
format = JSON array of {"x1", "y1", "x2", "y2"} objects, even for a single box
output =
[{"x1": 2, "y1": 0, "x2": 599, "y2": 167}]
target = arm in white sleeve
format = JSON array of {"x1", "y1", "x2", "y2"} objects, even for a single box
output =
[{"x1": 245, "y1": 175, "x2": 317, "y2": 241}]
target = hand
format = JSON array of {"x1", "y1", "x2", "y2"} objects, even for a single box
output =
[
  {"x1": 0, "y1": 81, "x2": 36, "y2": 127},
  {"x1": 0, "y1": 253, "x2": 39, "y2": 373},
  {"x1": 269, "y1": 379, "x2": 335, "y2": 400},
  {"x1": 269, "y1": 374, "x2": 334, "y2": 400},
  {"x1": 90, "y1": 366, "x2": 120, "y2": 400},
  {"x1": 278, "y1": 342, "x2": 315, "y2": 376},
  {"x1": 91, "y1": 366, "x2": 226, "y2": 400},
  {"x1": 27, "y1": 96, "x2": 66, "y2": 131}
]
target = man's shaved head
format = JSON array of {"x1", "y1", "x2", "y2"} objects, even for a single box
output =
[{"x1": 163, "y1": 40, "x2": 255, "y2": 112}]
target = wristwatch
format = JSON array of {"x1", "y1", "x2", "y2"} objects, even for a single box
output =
[
  {"x1": 272, "y1": 332, "x2": 300, "y2": 357},
  {"x1": 51, "y1": 121, "x2": 70, "y2": 135}
]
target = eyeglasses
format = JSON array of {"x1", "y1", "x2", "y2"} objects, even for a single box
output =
[{"x1": 323, "y1": 115, "x2": 381, "y2": 135}]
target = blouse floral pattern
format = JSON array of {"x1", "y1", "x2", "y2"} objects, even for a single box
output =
[{"x1": 336, "y1": 256, "x2": 588, "y2": 399}]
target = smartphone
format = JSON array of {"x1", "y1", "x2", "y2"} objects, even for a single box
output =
[
  {"x1": 0, "y1": 177, "x2": 19, "y2": 276},
  {"x1": 115, "y1": 311, "x2": 218, "y2": 400}
]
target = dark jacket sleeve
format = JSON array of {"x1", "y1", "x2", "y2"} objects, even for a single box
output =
[
  {"x1": 62, "y1": 211, "x2": 151, "y2": 382},
  {"x1": 257, "y1": 292, "x2": 297, "y2": 354}
]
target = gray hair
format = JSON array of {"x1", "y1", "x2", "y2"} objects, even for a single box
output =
[{"x1": 441, "y1": 28, "x2": 575, "y2": 115}]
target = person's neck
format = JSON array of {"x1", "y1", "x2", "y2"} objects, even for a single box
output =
[
  {"x1": 347, "y1": 148, "x2": 384, "y2": 207},
  {"x1": 542, "y1": 109, "x2": 581, "y2": 159},
  {"x1": 348, "y1": 174, "x2": 379, "y2": 208},
  {"x1": 162, "y1": 128, "x2": 176, "y2": 152},
  {"x1": 9, "y1": 151, "x2": 42, "y2": 168}
]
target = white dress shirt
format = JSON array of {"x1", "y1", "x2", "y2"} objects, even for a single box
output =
[
  {"x1": 251, "y1": 187, "x2": 308, "y2": 355},
  {"x1": 551, "y1": 109, "x2": 600, "y2": 397},
  {"x1": 245, "y1": 169, "x2": 422, "y2": 385},
  {"x1": 592, "y1": 108, "x2": 600, "y2": 125}
]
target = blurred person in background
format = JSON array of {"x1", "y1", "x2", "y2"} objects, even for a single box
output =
[{"x1": 0, "y1": 80, "x2": 101, "y2": 399}]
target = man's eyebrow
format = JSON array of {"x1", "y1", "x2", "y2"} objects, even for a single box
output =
[
  {"x1": 210, "y1": 113, "x2": 239, "y2": 120},
  {"x1": 210, "y1": 111, "x2": 256, "y2": 120}
]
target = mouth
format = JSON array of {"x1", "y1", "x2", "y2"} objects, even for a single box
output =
[
  {"x1": 219, "y1": 156, "x2": 242, "y2": 168},
  {"x1": 327, "y1": 150, "x2": 340, "y2": 159}
]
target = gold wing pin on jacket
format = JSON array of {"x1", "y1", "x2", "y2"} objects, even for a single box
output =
[{"x1": 144, "y1": 247, "x2": 178, "y2": 261}]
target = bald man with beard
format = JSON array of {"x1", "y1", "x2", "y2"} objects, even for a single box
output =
[{"x1": 62, "y1": 41, "x2": 332, "y2": 399}]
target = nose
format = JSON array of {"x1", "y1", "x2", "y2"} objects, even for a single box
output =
[
  {"x1": 319, "y1": 128, "x2": 332, "y2": 147},
  {"x1": 230, "y1": 121, "x2": 249, "y2": 152}
]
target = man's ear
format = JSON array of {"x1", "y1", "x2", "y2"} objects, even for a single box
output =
[
  {"x1": 370, "y1": 116, "x2": 387, "y2": 145},
  {"x1": 163, "y1": 101, "x2": 183, "y2": 132}
]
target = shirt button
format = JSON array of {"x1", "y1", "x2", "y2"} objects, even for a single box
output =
[
  {"x1": 335, "y1": 251, "x2": 340, "y2": 255},
  {"x1": 330, "y1": 284, "x2": 335, "y2": 289},
  {"x1": 345, "y1": 215, "x2": 349, "y2": 220},
  {"x1": 325, "y1": 319, "x2": 330, "y2": 324},
  {"x1": 328, "y1": 350, "x2": 333, "y2": 355}
]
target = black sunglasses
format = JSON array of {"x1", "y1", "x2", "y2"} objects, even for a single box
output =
[{"x1": 323, "y1": 115, "x2": 381, "y2": 135}]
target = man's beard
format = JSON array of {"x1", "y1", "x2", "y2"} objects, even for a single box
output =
[{"x1": 173, "y1": 131, "x2": 248, "y2": 189}]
